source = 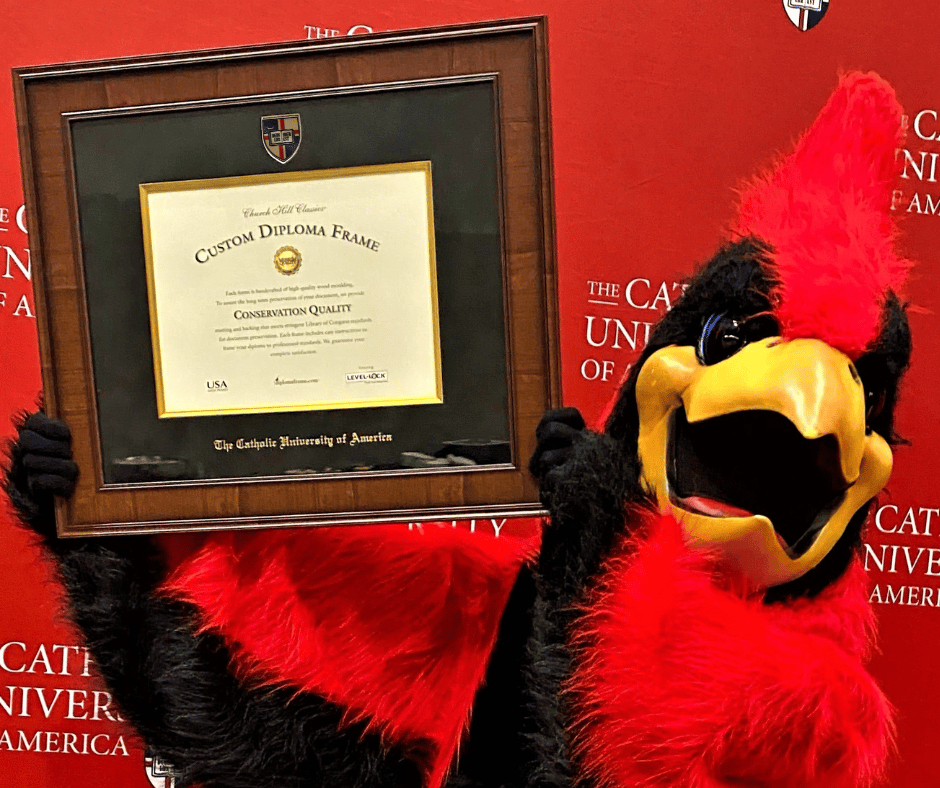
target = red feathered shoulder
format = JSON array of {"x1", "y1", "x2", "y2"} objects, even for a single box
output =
[{"x1": 568, "y1": 513, "x2": 893, "y2": 788}]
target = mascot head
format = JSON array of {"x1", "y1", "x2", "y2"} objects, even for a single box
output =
[{"x1": 606, "y1": 73, "x2": 912, "y2": 597}]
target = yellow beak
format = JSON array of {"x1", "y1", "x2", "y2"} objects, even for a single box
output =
[{"x1": 635, "y1": 338, "x2": 892, "y2": 589}]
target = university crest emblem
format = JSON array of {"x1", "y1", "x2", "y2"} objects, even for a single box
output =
[
  {"x1": 261, "y1": 114, "x2": 302, "y2": 163},
  {"x1": 145, "y1": 751, "x2": 179, "y2": 788},
  {"x1": 783, "y1": 0, "x2": 830, "y2": 31}
]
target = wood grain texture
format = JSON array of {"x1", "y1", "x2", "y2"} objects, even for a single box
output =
[{"x1": 13, "y1": 18, "x2": 559, "y2": 537}]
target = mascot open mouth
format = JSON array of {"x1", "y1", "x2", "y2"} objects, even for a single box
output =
[
  {"x1": 667, "y1": 407, "x2": 848, "y2": 558},
  {"x1": 634, "y1": 340, "x2": 894, "y2": 589}
]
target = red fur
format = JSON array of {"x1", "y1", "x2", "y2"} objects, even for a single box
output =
[
  {"x1": 163, "y1": 524, "x2": 537, "y2": 788},
  {"x1": 568, "y1": 513, "x2": 893, "y2": 788},
  {"x1": 734, "y1": 72, "x2": 910, "y2": 359}
]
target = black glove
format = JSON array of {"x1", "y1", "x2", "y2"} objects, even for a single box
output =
[
  {"x1": 528, "y1": 407, "x2": 586, "y2": 484},
  {"x1": 13, "y1": 413, "x2": 78, "y2": 497},
  {"x1": 6, "y1": 412, "x2": 78, "y2": 536}
]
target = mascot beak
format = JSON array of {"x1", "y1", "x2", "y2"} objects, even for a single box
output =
[
  {"x1": 628, "y1": 72, "x2": 910, "y2": 590},
  {"x1": 635, "y1": 337, "x2": 893, "y2": 589}
]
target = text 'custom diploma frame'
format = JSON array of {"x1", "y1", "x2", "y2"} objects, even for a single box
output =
[
  {"x1": 13, "y1": 17, "x2": 560, "y2": 536},
  {"x1": 140, "y1": 164, "x2": 442, "y2": 417}
]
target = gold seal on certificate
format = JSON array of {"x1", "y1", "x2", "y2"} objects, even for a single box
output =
[
  {"x1": 139, "y1": 162, "x2": 442, "y2": 419},
  {"x1": 274, "y1": 246, "x2": 302, "y2": 276}
]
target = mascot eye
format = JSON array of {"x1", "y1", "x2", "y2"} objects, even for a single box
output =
[
  {"x1": 865, "y1": 387, "x2": 886, "y2": 422},
  {"x1": 697, "y1": 312, "x2": 779, "y2": 366}
]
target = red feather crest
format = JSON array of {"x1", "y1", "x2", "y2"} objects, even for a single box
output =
[{"x1": 734, "y1": 72, "x2": 910, "y2": 359}]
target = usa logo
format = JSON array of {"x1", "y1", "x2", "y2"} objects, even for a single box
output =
[
  {"x1": 261, "y1": 114, "x2": 302, "y2": 163},
  {"x1": 783, "y1": 0, "x2": 830, "y2": 31}
]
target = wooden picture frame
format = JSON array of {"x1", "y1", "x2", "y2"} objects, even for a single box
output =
[{"x1": 13, "y1": 17, "x2": 559, "y2": 536}]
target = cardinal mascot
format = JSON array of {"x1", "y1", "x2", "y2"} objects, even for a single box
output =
[{"x1": 5, "y1": 71, "x2": 912, "y2": 788}]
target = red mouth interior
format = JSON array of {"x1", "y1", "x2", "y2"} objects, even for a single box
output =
[
  {"x1": 673, "y1": 495, "x2": 795, "y2": 550},
  {"x1": 675, "y1": 495, "x2": 753, "y2": 518}
]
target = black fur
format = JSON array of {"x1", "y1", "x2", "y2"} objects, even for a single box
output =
[
  {"x1": 456, "y1": 565, "x2": 535, "y2": 788},
  {"x1": 854, "y1": 291, "x2": 912, "y2": 446}
]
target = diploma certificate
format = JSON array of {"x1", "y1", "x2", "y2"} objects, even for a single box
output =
[{"x1": 140, "y1": 163, "x2": 442, "y2": 418}]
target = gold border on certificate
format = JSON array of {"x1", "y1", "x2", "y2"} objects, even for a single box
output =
[{"x1": 139, "y1": 161, "x2": 442, "y2": 418}]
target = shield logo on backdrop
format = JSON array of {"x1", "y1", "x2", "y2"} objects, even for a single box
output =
[
  {"x1": 145, "y1": 750, "x2": 180, "y2": 788},
  {"x1": 261, "y1": 114, "x2": 302, "y2": 163},
  {"x1": 783, "y1": 0, "x2": 830, "y2": 31}
]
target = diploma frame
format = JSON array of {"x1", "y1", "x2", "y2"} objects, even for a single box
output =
[{"x1": 13, "y1": 18, "x2": 560, "y2": 538}]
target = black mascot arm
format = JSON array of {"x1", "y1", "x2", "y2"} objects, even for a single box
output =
[
  {"x1": 529, "y1": 408, "x2": 640, "y2": 605},
  {"x1": 5, "y1": 412, "x2": 425, "y2": 788},
  {"x1": 522, "y1": 407, "x2": 642, "y2": 788}
]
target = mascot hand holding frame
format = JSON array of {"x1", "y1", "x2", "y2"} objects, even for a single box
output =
[{"x1": 7, "y1": 72, "x2": 913, "y2": 788}]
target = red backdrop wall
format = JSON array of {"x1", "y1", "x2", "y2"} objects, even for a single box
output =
[{"x1": 1, "y1": 2, "x2": 937, "y2": 786}]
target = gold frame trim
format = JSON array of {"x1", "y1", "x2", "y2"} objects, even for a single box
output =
[{"x1": 139, "y1": 161, "x2": 443, "y2": 418}]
